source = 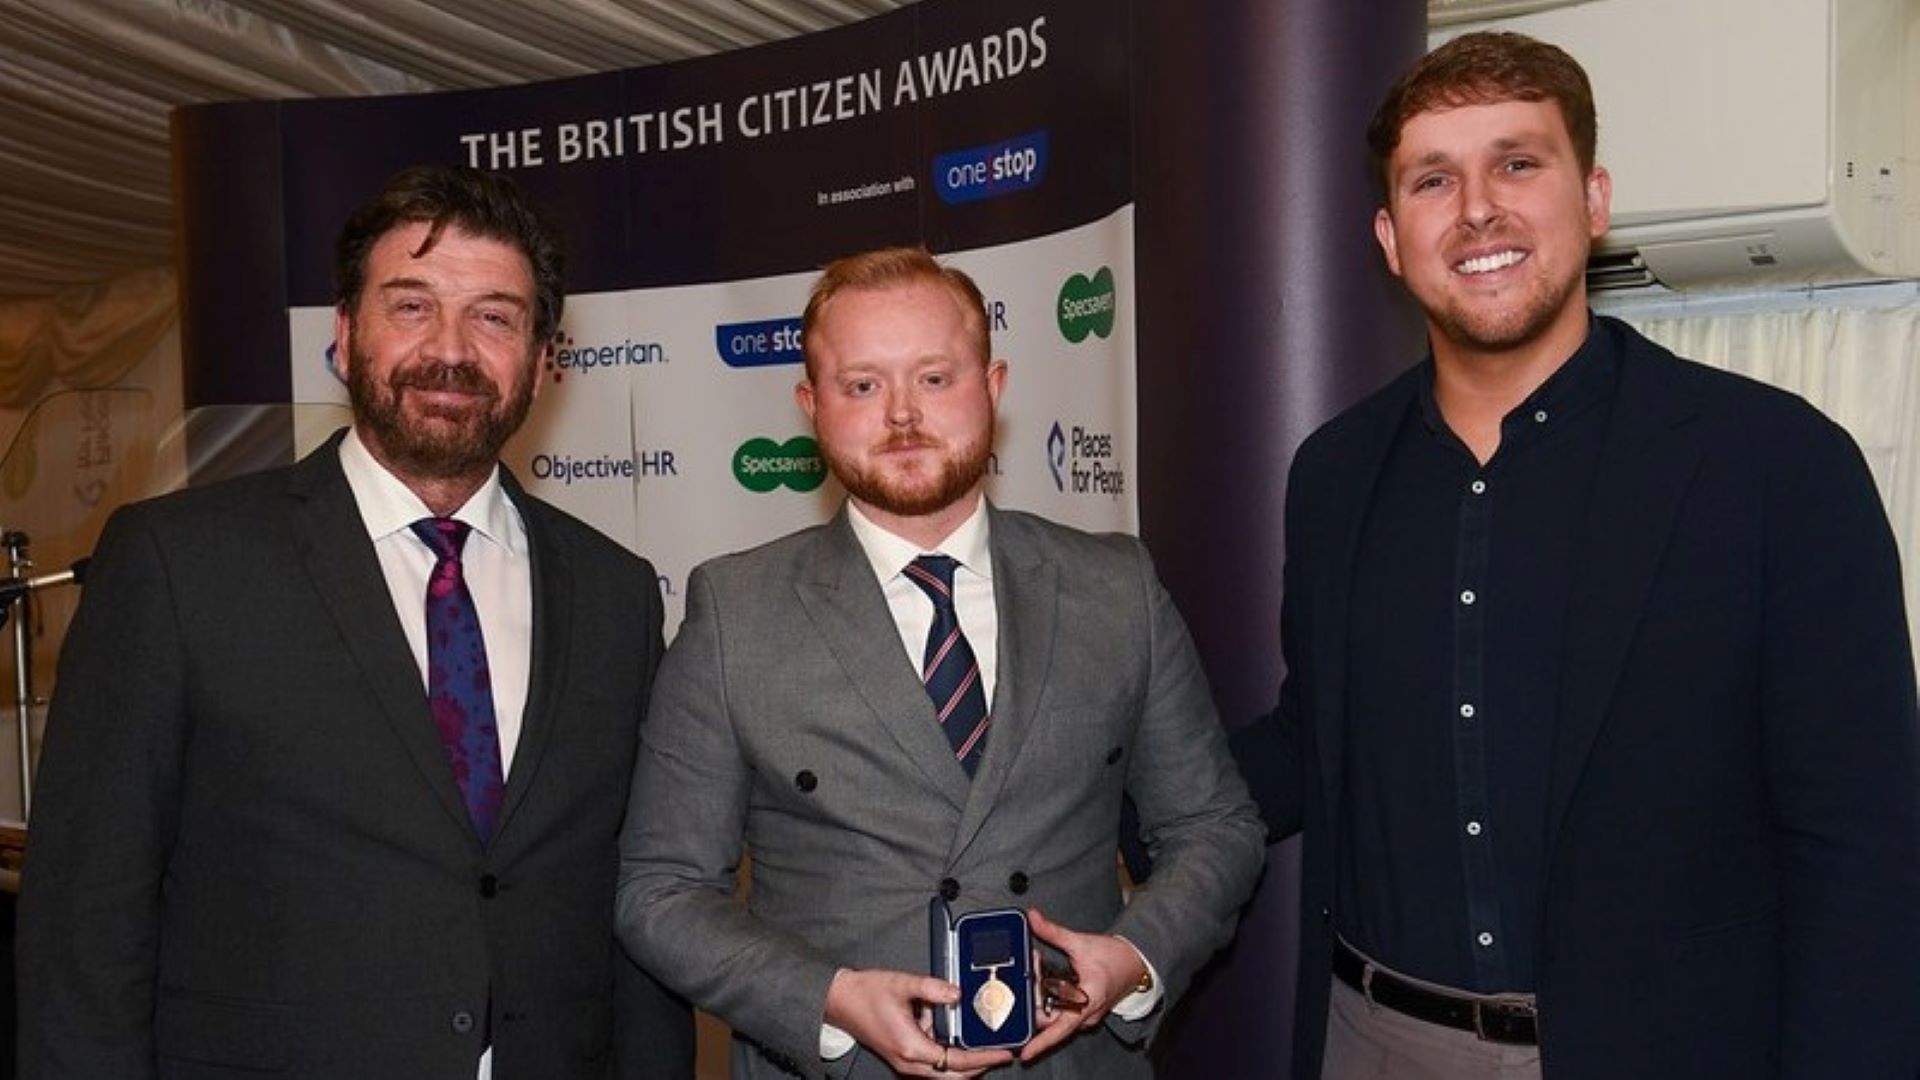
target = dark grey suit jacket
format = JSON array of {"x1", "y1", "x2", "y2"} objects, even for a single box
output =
[
  {"x1": 1235, "y1": 317, "x2": 1920, "y2": 1079},
  {"x1": 617, "y1": 504, "x2": 1266, "y2": 1079},
  {"x1": 18, "y1": 432, "x2": 693, "y2": 1078}
]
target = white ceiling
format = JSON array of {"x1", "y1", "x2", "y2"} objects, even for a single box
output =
[{"x1": 0, "y1": 0, "x2": 914, "y2": 303}]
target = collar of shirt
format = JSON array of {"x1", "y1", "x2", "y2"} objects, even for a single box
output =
[
  {"x1": 845, "y1": 497, "x2": 993, "y2": 586},
  {"x1": 845, "y1": 498, "x2": 999, "y2": 702},
  {"x1": 1416, "y1": 312, "x2": 1620, "y2": 463},
  {"x1": 337, "y1": 426, "x2": 533, "y2": 775},
  {"x1": 338, "y1": 426, "x2": 526, "y2": 556}
]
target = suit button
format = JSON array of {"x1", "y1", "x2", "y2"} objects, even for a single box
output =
[
  {"x1": 795, "y1": 770, "x2": 818, "y2": 793},
  {"x1": 1319, "y1": 905, "x2": 1332, "y2": 922},
  {"x1": 939, "y1": 877, "x2": 960, "y2": 901},
  {"x1": 1008, "y1": 872, "x2": 1029, "y2": 895},
  {"x1": 479, "y1": 874, "x2": 498, "y2": 898},
  {"x1": 451, "y1": 1010, "x2": 476, "y2": 1034},
  {"x1": 1105, "y1": 746, "x2": 1123, "y2": 765}
]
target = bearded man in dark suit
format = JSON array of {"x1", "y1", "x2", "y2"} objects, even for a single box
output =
[{"x1": 19, "y1": 164, "x2": 691, "y2": 1079}]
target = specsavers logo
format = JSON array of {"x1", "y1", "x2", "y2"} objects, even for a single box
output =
[
  {"x1": 733, "y1": 436, "x2": 827, "y2": 493},
  {"x1": 1056, "y1": 268, "x2": 1115, "y2": 343}
]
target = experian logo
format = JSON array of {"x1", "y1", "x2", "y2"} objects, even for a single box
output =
[
  {"x1": 733, "y1": 436, "x2": 827, "y2": 492},
  {"x1": 717, "y1": 318, "x2": 805, "y2": 368},
  {"x1": 933, "y1": 130, "x2": 1049, "y2": 205},
  {"x1": 551, "y1": 331, "x2": 668, "y2": 377}
]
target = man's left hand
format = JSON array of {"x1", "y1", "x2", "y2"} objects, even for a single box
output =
[{"x1": 1018, "y1": 907, "x2": 1150, "y2": 1063}]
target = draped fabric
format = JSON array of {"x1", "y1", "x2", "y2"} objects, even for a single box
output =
[
  {"x1": 0, "y1": 269, "x2": 177, "y2": 408},
  {"x1": 0, "y1": 0, "x2": 912, "y2": 303},
  {"x1": 1610, "y1": 284, "x2": 1920, "y2": 653}
]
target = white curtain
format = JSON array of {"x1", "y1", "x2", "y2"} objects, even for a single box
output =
[{"x1": 1607, "y1": 284, "x2": 1920, "y2": 652}]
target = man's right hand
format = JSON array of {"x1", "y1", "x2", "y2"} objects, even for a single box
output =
[{"x1": 824, "y1": 968, "x2": 1015, "y2": 1077}]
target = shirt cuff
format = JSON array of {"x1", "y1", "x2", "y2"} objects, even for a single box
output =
[
  {"x1": 1109, "y1": 936, "x2": 1164, "y2": 1021},
  {"x1": 820, "y1": 1022, "x2": 856, "y2": 1060}
]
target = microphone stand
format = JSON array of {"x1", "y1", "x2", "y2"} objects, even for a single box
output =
[
  {"x1": 0, "y1": 531, "x2": 88, "y2": 821},
  {"x1": 5, "y1": 531, "x2": 30, "y2": 821}
]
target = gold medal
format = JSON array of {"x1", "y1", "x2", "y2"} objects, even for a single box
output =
[{"x1": 972, "y1": 961, "x2": 1015, "y2": 1031}]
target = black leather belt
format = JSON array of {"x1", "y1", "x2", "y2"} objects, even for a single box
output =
[{"x1": 1332, "y1": 939, "x2": 1538, "y2": 1045}]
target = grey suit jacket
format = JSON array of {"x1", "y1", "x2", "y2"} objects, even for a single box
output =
[
  {"x1": 19, "y1": 432, "x2": 692, "y2": 1078},
  {"x1": 617, "y1": 504, "x2": 1265, "y2": 1079}
]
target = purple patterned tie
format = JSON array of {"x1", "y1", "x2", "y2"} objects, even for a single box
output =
[
  {"x1": 904, "y1": 555, "x2": 989, "y2": 776},
  {"x1": 411, "y1": 518, "x2": 505, "y2": 844}
]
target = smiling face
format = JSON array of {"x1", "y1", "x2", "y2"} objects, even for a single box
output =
[
  {"x1": 334, "y1": 220, "x2": 545, "y2": 503},
  {"x1": 1373, "y1": 98, "x2": 1610, "y2": 367},
  {"x1": 795, "y1": 278, "x2": 1006, "y2": 544}
]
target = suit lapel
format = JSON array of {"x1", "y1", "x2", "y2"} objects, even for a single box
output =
[
  {"x1": 495, "y1": 475, "x2": 569, "y2": 841},
  {"x1": 287, "y1": 436, "x2": 476, "y2": 840},
  {"x1": 1544, "y1": 335, "x2": 1703, "y2": 859},
  {"x1": 795, "y1": 513, "x2": 973, "y2": 812},
  {"x1": 949, "y1": 507, "x2": 1056, "y2": 862}
]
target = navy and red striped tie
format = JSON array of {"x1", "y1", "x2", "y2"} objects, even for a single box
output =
[{"x1": 904, "y1": 554, "x2": 990, "y2": 776}]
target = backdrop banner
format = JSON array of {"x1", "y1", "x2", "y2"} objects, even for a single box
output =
[{"x1": 175, "y1": 0, "x2": 1136, "y2": 631}]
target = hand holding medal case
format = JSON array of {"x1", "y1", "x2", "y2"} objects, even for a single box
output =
[{"x1": 928, "y1": 897, "x2": 1035, "y2": 1049}]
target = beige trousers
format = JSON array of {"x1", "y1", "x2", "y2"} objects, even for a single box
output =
[{"x1": 1320, "y1": 976, "x2": 1543, "y2": 1080}]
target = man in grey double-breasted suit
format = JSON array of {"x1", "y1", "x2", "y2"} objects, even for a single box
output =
[{"x1": 617, "y1": 247, "x2": 1265, "y2": 1079}]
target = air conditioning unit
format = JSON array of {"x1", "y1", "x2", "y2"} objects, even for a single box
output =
[{"x1": 1435, "y1": 0, "x2": 1919, "y2": 292}]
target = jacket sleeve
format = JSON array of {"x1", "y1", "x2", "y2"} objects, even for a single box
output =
[
  {"x1": 1103, "y1": 539, "x2": 1269, "y2": 1033},
  {"x1": 614, "y1": 564, "x2": 841, "y2": 1077},
  {"x1": 1228, "y1": 448, "x2": 1315, "y2": 842},
  {"x1": 1759, "y1": 410, "x2": 1920, "y2": 1076},
  {"x1": 18, "y1": 505, "x2": 186, "y2": 1078},
  {"x1": 611, "y1": 562, "x2": 698, "y2": 1080}
]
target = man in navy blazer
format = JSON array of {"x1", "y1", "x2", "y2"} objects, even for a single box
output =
[
  {"x1": 18, "y1": 166, "x2": 691, "y2": 1078},
  {"x1": 1233, "y1": 32, "x2": 1920, "y2": 1079}
]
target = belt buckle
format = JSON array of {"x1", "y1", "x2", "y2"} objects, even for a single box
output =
[{"x1": 1471, "y1": 998, "x2": 1536, "y2": 1044}]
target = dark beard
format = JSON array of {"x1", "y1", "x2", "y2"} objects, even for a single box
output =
[
  {"x1": 824, "y1": 431, "x2": 991, "y2": 518},
  {"x1": 348, "y1": 348, "x2": 535, "y2": 481}
]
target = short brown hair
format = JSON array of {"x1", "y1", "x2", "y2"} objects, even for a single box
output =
[
  {"x1": 1366, "y1": 31, "x2": 1598, "y2": 198},
  {"x1": 801, "y1": 246, "x2": 990, "y2": 378},
  {"x1": 335, "y1": 164, "x2": 566, "y2": 345}
]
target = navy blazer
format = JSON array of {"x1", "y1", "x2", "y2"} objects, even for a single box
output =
[
  {"x1": 1236, "y1": 318, "x2": 1920, "y2": 1078},
  {"x1": 19, "y1": 432, "x2": 692, "y2": 1078}
]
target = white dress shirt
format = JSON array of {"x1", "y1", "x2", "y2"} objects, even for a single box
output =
[
  {"x1": 338, "y1": 428, "x2": 532, "y2": 1078},
  {"x1": 847, "y1": 498, "x2": 999, "y2": 703}
]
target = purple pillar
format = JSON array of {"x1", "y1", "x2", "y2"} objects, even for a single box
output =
[{"x1": 1133, "y1": 1, "x2": 1427, "y2": 1074}]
